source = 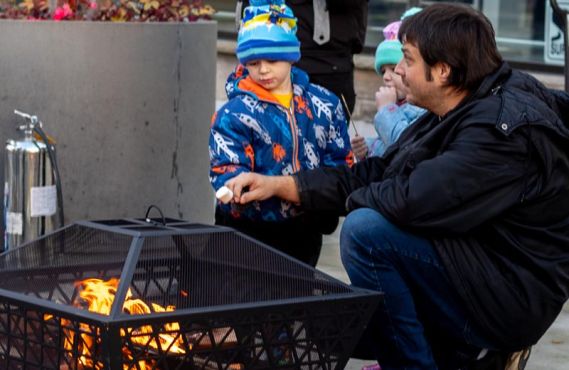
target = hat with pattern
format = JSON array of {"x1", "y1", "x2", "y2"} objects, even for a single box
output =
[{"x1": 236, "y1": 0, "x2": 301, "y2": 64}]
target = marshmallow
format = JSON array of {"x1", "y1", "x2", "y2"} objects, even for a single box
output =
[{"x1": 216, "y1": 186, "x2": 234, "y2": 204}]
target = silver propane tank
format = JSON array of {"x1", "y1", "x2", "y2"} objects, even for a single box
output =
[{"x1": 3, "y1": 110, "x2": 63, "y2": 251}]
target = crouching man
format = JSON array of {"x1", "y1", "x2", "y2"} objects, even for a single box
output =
[{"x1": 221, "y1": 4, "x2": 569, "y2": 370}]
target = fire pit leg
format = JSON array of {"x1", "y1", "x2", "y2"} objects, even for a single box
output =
[{"x1": 101, "y1": 326, "x2": 124, "y2": 369}]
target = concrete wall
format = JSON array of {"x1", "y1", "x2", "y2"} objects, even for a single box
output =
[{"x1": 0, "y1": 20, "x2": 217, "y2": 226}]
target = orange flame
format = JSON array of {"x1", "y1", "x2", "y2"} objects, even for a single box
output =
[{"x1": 46, "y1": 278, "x2": 187, "y2": 369}]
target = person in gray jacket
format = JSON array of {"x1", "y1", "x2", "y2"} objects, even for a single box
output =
[{"x1": 221, "y1": 4, "x2": 569, "y2": 370}]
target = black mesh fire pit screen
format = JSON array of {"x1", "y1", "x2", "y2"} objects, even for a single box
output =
[{"x1": 0, "y1": 218, "x2": 380, "y2": 370}]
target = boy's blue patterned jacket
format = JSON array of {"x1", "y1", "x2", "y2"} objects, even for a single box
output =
[{"x1": 209, "y1": 65, "x2": 354, "y2": 222}]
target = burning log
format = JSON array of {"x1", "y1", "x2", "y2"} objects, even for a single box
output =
[
  {"x1": 48, "y1": 278, "x2": 244, "y2": 370},
  {"x1": 187, "y1": 327, "x2": 238, "y2": 350},
  {"x1": 43, "y1": 278, "x2": 186, "y2": 369}
]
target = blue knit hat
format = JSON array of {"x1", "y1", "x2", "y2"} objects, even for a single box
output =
[
  {"x1": 374, "y1": 21, "x2": 403, "y2": 75},
  {"x1": 236, "y1": 0, "x2": 301, "y2": 65}
]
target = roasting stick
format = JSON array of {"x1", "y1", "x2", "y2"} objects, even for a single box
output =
[{"x1": 340, "y1": 94, "x2": 358, "y2": 136}]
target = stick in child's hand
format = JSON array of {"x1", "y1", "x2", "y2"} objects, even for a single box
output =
[{"x1": 340, "y1": 93, "x2": 359, "y2": 136}]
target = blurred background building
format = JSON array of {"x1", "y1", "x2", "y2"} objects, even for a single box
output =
[{"x1": 211, "y1": 0, "x2": 567, "y2": 120}]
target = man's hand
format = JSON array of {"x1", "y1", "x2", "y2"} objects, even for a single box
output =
[
  {"x1": 350, "y1": 135, "x2": 368, "y2": 161},
  {"x1": 225, "y1": 173, "x2": 300, "y2": 204},
  {"x1": 375, "y1": 86, "x2": 398, "y2": 111}
]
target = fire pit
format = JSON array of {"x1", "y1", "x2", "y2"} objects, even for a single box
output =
[{"x1": 0, "y1": 218, "x2": 380, "y2": 369}]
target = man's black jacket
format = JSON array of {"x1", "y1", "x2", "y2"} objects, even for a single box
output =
[{"x1": 295, "y1": 62, "x2": 569, "y2": 350}]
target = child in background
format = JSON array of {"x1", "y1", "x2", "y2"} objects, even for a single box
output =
[
  {"x1": 351, "y1": 8, "x2": 426, "y2": 160},
  {"x1": 209, "y1": 0, "x2": 353, "y2": 267}
]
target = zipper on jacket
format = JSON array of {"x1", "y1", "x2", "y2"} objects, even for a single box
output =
[
  {"x1": 252, "y1": 95, "x2": 301, "y2": 172},
  {"x1": 286, "y1": 102, "x2": 301, "y2": 172}
]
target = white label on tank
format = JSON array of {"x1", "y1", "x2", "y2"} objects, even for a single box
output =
[
  {"x1": 6, "y1": 212, "x2": 23, "y2": 235},
  {"x1": 30, "y1": 185, "x2": 57, "y2": 217}
]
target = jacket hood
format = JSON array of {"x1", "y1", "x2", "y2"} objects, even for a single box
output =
[
  {"x1": 224, "y1": 65, "x2": 310, "y2": 104},
  {"x1": 467, "y1": 62, "x2": 569, "y2": 140}
]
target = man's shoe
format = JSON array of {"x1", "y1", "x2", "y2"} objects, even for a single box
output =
[
  {"x1": 464, "y1": 346, "x2": 531, "y2": 370},
  {"x1": 505, "y1": 347, "x2": 531, "y2": 370}
]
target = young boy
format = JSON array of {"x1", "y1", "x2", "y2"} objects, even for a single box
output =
[
  {"x1": 209, "y1": 0, "x2": 353, "y2": 267},
  {"x1": 351, "y1": 10, "x2": 426, "y2": 160}
]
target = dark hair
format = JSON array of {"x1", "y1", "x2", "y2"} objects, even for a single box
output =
[{"x1": 398, "y1": 3, "x2": 502, "y2": 92}]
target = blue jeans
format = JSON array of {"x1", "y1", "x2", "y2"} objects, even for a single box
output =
[{"x1": 340, "y1": 208, "x2": 494, "y2": 370}]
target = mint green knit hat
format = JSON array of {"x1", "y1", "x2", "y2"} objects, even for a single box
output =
[
  {"x1": 374, "y1": 21, "x2": 402, "y2": 75},
  {"x1": 374, "y1": 7, "x2": 423, "y2": 75}
]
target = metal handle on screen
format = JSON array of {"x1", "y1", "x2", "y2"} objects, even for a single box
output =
[{"x1": 145, "y1": 205, "x2": 167, "y2": 226}]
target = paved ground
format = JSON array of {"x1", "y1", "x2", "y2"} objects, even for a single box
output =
[{"x1": 316, "y1": 226, "x2": 569, "y2": 370}]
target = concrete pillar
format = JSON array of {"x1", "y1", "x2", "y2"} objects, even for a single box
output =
[{"x1": 0, "y1": 20, "x2": 217, "y2": 227}]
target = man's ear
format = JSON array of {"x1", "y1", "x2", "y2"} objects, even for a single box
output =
[{"x1": 434, "y1": 62, "x2": 451, "y2": 85}]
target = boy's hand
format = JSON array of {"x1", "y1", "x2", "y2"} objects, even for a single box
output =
[
  {"x1": 350, "y1": 135, "x2": 368, "y2": 161},
  {"x1": 375, "y1": 86, "x2": 398, "y2": 111},
  {"x1": 225, "y1": 173, "x2": 300, "y2": 204}
]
